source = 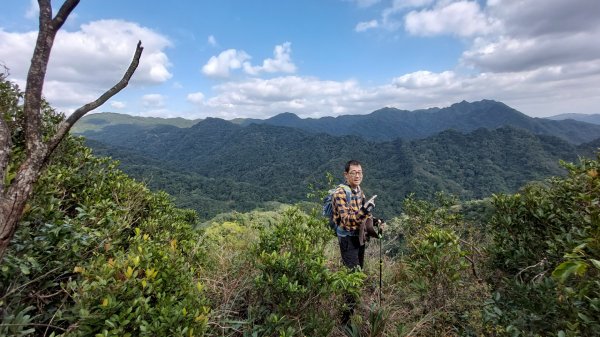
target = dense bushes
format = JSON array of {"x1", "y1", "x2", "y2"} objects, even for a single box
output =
[
  {"x1": 487, "y1": 154, "x2": 600, "y2": 336},
  {"x1": 1, "y1": 77, "x2": 211, "y2": 336},
  {"x1": 0, "y1": 136, "x2": 211, "y2": 336}
]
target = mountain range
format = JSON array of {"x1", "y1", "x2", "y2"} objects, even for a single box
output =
[
  {"x1": 76, "y1": 100, "x2": 600, "y2": 144},
  {"x1": 546, "y1": 113, "x2": 600, "y2": 125},
  {"x1": 74, "y1": 100, "x2": 600, "y2": 220}
]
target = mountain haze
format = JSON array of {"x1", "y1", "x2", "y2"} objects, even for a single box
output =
[{"x1": 546, "y1": 113, "x2": 600, "y2": 125}]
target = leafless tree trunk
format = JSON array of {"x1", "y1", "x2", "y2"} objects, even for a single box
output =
[{"x1": 0, "y1": 0, "x2": 143, "y2": 260}]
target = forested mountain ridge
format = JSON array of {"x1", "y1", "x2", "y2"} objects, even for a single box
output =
[
  {"x1": 82, "y1": 116, "x2": 598, "y2": 220},
  {"x1": 72, "y1": 111, "x2": 202, "y2": 133},
  {"x1": 236, "y1": 99, "x2": 600, "y2": 143},
  {"x1": 546, "y1": 112, "x2": 600, "y2": 125},
  {"x1": 77, "y1": 100, "x2": 600, "y2": 144}
]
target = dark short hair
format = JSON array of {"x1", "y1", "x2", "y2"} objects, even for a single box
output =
[{"x1": 345, "y1": 160, "x2": 362, "y2": 173}]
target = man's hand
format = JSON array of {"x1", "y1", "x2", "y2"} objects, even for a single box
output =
[
  {"x1": 374, "y1": 217, "x2": 386, "y2": 232},
  {"x1": 364, "y1": 195, "x2": 377, "y2": 213}
]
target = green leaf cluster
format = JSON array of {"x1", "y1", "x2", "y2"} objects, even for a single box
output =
[
  {"x1": 487, "y1": 154, "x2": 600, "y2": 336},
  {"x1": 249, "y1": 207, "x2": 365, "y2": 336}
]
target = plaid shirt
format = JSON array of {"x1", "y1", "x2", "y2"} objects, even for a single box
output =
[{"x1": 332, "y1": 185, "x2": 368, "y2": 232}]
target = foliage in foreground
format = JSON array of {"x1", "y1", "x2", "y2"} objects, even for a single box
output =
[
  {"x1": 1, "y1": 77, "x2": 210, "y2": 336},
  {"x1": 487, "y1": 154, "x2": 600, "y2": 336}
]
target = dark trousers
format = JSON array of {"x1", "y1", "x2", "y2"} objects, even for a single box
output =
[
  {"x1": 338, "y1": 235, "x2": 365, "y2": 324},
  {"x1": 338, "y1": 235, "x2": 365, "y2": 270}
]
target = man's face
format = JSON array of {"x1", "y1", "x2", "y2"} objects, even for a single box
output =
[{"x1": 345, "y1": 164, "x2": 363, "y2": 189}]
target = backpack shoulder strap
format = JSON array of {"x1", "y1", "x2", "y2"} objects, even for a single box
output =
[{"x1": 338, "y1": 184, "x2": 352, "y2": 205}]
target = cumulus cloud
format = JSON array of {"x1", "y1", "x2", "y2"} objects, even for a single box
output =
[
  {"x1": 202, "y1": 49, "x2": 251, "y2": 78},
  {"x1": 462, "y1": 0, "x2": 600, "y2": 72},
  {"x1": 0, "y1": 19, "x2": 172, "y2": 111},
  {"x1": 111, "y1": 101, "x2": 126, "y2": 109},
  {"x1": 487, "y1": 0, "x2": 600, "y2": 38},
  {"x1": 243, "y1": 42, "x2": 297, "y2": 75},
  {"x1": 202, "y1": 43, "x2": 297, "y2": 78},
  {"x1": 187, "y1": 91, "x2": 205, "y2": 104},
  {"x1": 200, "y1": 76, "x2": 361, "y2": 118},
  {"x1": 392, "y1": 70, "x2": 456, "y2": 88},
  {"x1": 193, "y1": 58, "x2": 600, "y2": 119},
  {"x1": 142, "y1": 94, "x2": 166, "y2": 108},
  {"x1": 405, "y1": 1, "x2": 498, "y2": 37}
]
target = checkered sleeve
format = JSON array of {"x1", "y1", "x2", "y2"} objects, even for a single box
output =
[{"x1": 332, "y1": 187, "x2": 367, "y2": 231}]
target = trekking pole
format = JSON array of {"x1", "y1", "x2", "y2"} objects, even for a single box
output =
[{"x1": 378, "y1": 225, "x2": 383, "y2": 306}]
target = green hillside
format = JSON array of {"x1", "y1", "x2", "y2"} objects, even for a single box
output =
[
  {"x1": 81, "y1": 116, "x2": 597, "y2": 220},
  {"x1": 71, "y1": 111, "x2": 202, "y2": 133},
  {"x1": 236, "y1": 100, "x2": 600, "y2": 144}
]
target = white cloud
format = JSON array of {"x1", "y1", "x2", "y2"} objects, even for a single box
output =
[
  {"x1": 378, "y1": 0, "x2": 435, "y2": 30},
  {"x1": 142, "y1": 94, "x2": 166, "y2": 108},
  {"x1": 110, "y1": 101, "x2": 126, "y2": 109},
  {"x1": 243, "y1": 42, "x2": 297, "y2": 75},
  {"x1": 202, "y1": 43, "x2": 297, "y2": 78},
  {"x1": 201, "y1": 76, "x2": 361, "y2": 118},
  {"x1": 188, "y1": 55, "x2": 600, "y2": 118},
  {"x1": 187, "y1": 91, "x2": 205, "y2": 104},
  {"x1": 462, "y1": 31, "x2": 600, "y2": 72},
  {"x1": 202, "y1": 49, "x2": 251, "y2": 78},
  {"x1": 392, "y1": 70, "x2": 456, "y2": 88},
  {"x1": 405, "y1": 1, "x2": 498, "y2": 37},
  {"x1": 0, "y1": 19, "x2": 172, "y2": 112},
  {"x1": 355, "y1": 20, "x2": 379, "y2": 32},
  {"x1": 487, "y1": 0, "x2": 600, "y2": 38}
]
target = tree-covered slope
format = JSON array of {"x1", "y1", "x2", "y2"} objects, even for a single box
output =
[
  {"x1": 236, "y1": 100, "x2": 600, "y2": 144},
  {"x1": 77, "y1": 100, "x2": 600, "y2": 144},
  {"x1": 72, "y1": 111, "x2": 202, "y2": 133},
  {"x1": 81, "y1": 116, "x2": 598, "y2": 220}
]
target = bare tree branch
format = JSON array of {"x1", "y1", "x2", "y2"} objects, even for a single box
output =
[
  {"x1": 52, "y1": 0, "x2": 80, "y2": 31},
  {"x1": 0, "y1": 0, "x2": 143, "y2": 259},
  {"x1": 0, "y1": 118, "x2": 10, "y2": 192},
  {"x1": 49, "y1": 41, "x2": 144, "y2": 152}
]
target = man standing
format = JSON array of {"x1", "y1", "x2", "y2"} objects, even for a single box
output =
[{"x1": 332, "y1": 159, "x2": 377, "y2": 324}]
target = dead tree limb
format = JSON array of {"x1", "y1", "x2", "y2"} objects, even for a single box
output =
[{"x1": 0, "y1": 0, "x2": 144, "y2": 260}]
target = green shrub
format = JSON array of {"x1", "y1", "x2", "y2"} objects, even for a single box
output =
[
  {"x1": 249, "y1": 207, "x2": 365, "y2": 336},
  {"x1": 487, "y1": 153, "x2": 600, "y2": 336},
  {"x1": 1, "y1": 138, "x2": 210, "y2": 336}
]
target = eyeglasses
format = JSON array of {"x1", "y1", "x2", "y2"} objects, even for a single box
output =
[{"x1": 348, "y1": 171, "x2": 363, "y2": 177}]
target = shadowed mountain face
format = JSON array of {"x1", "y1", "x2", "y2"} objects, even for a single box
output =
[{"x1": 78, "y1": 101, "x2": 600, "y2": 220}]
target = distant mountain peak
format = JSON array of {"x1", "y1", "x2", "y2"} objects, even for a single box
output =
[
  {"x1": 192, "y1": 117, "x2": 237, "y2": 129},
  {"x1": 268, "y1": 112, "x2": 301, "y2": 122}
]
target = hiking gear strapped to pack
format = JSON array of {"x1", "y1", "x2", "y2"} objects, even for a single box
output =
[{"x1": 323, "y1": 184, "x2": 352, "y2": 233}]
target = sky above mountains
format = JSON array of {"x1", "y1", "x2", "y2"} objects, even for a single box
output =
[{"x1": 1, "y1": 0, "x2": 599, "y2": 119}]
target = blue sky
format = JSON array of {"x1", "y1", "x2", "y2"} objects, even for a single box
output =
[{"x1": 1, "y1": 0, "x2": 599, "y2": 119}]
